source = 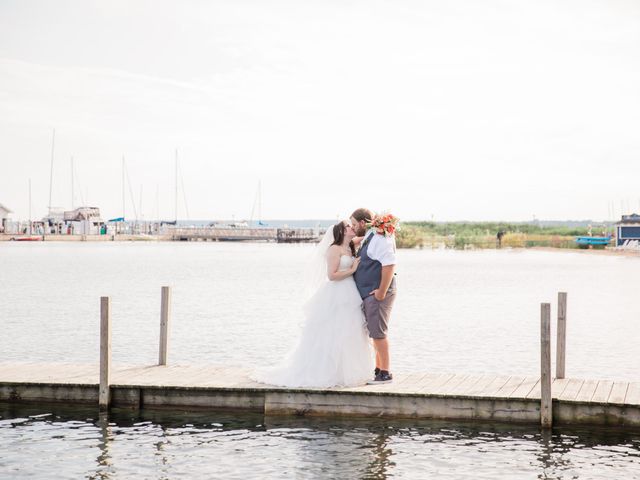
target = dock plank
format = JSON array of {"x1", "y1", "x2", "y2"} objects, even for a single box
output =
[
  {"x1": 607, "y1": 382, "x2": 629, "y2": 404},
  {"x1": 591, "y1": 381, "x2": 614, "y2": 404},
  {"x1": 412, "y1": 373, "x2": 443, "y2": 391},
  {"x1": 625, "y1": 383, "x2": 640, "y2": 405},
  {"x1": 575, "y1": 380, "x2": 599, "y2": 403},
  {"x1": 558, "y1": 378, "x2": 584, "y2": 401},
  {"x1": 111, "y1": 365, "x2": 163, "y2": 384},
  {"x1": 418, "y1": 373, "x2": 456, "y2": 395},
  {"x1": 447, "y1": 374, "x2": 488, "y2": 396},
  {"x1": 525, "y1": 379, "x2": 542, "y2": 399},
  {"x1": 477, "y1": 375, "x2": 512, "y2": 397},
  {"x1": 0, "y1": 363, "x2": 96, "y2": 384},
  {"x1": 493, "y1": 376, "x2": 526, "y2": 398},
  {"x1": 113, "y1": 365, "x2": 182, "y2": 386},
  {"x1": 392, "y1": 372, "x2": 432, "y2": 394},
  {"x1": 417, "y1": 373, "x2": 454, "y2": 393},
  {"x1": 457, "y1": 374, "x2": 498, "y2": 396},
  {"x1": 510, "y1": 377, "x2": 539, "y2": 399},
  {"x1": 190, "y1": 366, "x2": 256, "y2": 388},
  {"x1": 432, "y1": 373, "x2": 470, "y2": 395},
  {"x1": 551, "y1": 378, "x2": 570, "y2": 398}
]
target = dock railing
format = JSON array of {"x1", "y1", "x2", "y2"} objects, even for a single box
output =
[
  {"x1": 99, "y1": 286, "x2": 172, "y2": 409},
  {"x1": 556, "y1": 292, "x2": 568, "y2": 379},
  {"x1": 159, "y1": 286, "x2": 171, "y2": 366},
  {"x1": 540, "y1": 303, "x2": 552, "y2": 427},
  {"x1": 539, "y1": 291, "x2": 568, "y2": 428},
  {"x1": 99, "y1": 297, "x2": 111, "y2": 411}
]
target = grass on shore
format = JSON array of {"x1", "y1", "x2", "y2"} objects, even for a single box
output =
[{"x1": 395, "y1": 222, "x2": 611, "y2": 250}]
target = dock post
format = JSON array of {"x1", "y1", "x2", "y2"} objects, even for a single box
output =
[
  {"x1": 159, "y1": 286, "x2": 171, "y2": 366},
  {"x1": 556, "y1": 292, "x2": 567, "y2": 379},
  {"x1": 99, "y1": 296, "x2": 111, "y2": 410},
  {"x1": 540, "y1": 303, "x2": 552, "y2": 428}
]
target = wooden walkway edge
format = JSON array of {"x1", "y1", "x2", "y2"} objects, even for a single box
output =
[{"x1": 1, "y1": 363, "x2": 639, "y2": 428}]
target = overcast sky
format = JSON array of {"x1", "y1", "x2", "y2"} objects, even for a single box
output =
[{"x1": 1, "y1": 0, "x2": 639, "y2": 222}]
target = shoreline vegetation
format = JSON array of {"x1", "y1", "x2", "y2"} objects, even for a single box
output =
[
  {"x1": 1, "y1": 222, "x2": 627, "y2": 253},
  {"x1": 395, "y1": 222, "x2": 611, "y2": 250}
]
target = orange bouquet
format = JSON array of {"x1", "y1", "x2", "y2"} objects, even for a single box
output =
[{"x1": 367, "y1": 213, "x2": 399, "y2": 237}]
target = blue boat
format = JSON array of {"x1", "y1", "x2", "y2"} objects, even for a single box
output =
[{"x1": 575, "y1": 236, "x2": 612, "y2": 246}]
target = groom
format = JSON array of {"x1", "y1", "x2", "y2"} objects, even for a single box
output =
[{"x1": 351, "y1": 208, "x2": 397, "y2": 384}]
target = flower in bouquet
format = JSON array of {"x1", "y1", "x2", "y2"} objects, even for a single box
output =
[{"x1": 367, "y1": 213, "x2": 399, "y2": 237}]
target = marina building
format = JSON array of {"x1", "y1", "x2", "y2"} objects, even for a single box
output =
[
  {"x1": 616, "y1": 213, "x2": 640, "y2": 248},
  {"x1": 62, "y1": 207, "x2": 104, "y2": 235},
  {"x1": 0, "y1": 203, "x2": 12, "y2": 233}
]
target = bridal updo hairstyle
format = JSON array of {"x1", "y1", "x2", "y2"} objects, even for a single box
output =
[{"x1": 331, "y1": 222, "x2": 356, "y2": 257}]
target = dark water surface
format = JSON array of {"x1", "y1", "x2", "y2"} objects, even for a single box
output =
[{"x1": 2, "y1": 403, "x2": 640, "y2": 479}]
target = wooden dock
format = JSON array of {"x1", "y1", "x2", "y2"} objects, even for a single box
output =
[
  {"x1": 1, "y1": 363, "x2": 639, "y2": 428},
  {"x1": 3, "y1": 290, "x2": 636, "y2": 429},
  {"x1": 169, "y1": 227, "x2": 320, "y2": 243}
]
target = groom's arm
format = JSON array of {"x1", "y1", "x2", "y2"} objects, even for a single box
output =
[
  {"x1": 370, "y1": 235, "x2": 397, "y2": 301},
  {"x1": 373, "y1": 265, "x2": 395, "y2": 300}
]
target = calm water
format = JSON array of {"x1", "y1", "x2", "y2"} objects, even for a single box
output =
[
  {"x1": 0, "y1": 242, "x2": 639, "y2": 379},
  {"x1": 1, "y1": 404, "x2": 640, "y2": 479},
  {"x1": 2, "y1": 242, "x2": 640, "y2": 478}
]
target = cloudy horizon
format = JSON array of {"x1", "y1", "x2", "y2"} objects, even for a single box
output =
[{"x1": 1, "y1": 0, "x2": 639, "y2": 222}]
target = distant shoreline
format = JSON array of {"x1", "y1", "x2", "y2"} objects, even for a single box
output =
[
  {"x1": 0, "y1": 233, "x2": 167, "y2": 242},
  {"x1": 2, "y1": 233, "x2": 639, "y2": 256},
  {"x1": 530, "y1": 246, "x2": 640, "y2": 257}
]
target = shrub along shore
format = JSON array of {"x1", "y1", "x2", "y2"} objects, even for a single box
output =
[{"x1": 395, "y1": 222, "x2": 611, "y2": 250}]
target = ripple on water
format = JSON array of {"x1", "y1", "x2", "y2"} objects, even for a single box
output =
[{"x1": 2, "y1": 405, "x2": 640, "y2": 479}]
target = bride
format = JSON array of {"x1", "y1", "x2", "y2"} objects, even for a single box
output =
[{"x1": 252, "y1": 220, "x2": 374, "y2": 388}]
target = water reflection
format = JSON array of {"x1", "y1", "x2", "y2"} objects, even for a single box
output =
[
  {"x1": 363, "y1": 426, "x2": 394, "y2": 479},
  {"x1": 153, "y1": 423, "x2": 170, "y2": 480},
  {"x1": 91, "y1": 413, "x2": 112, "y2": 480},
  {"x1": 1, "y1": 404, "x2": 640, "y2": 479},
  {"x1": 537, "y1": 428, "x2": 556, "y2": 480},
  {"x1": 263, "y1": 416, "x2": 395, "y2": 479}
]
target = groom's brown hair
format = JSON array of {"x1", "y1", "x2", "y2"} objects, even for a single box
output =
[{"x1": 351, "y1": 208, "x2": 374, "y2": 223}]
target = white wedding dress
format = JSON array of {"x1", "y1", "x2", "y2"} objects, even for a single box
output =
[{"x1": 252, "y1": 254, "x2": 374, "y2": 388}]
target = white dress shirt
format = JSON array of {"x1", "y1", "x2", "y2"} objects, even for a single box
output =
[{"x1": 364, "y1": 229, "x2": 397, "y2": 266}]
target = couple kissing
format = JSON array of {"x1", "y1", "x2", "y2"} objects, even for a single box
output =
[{"x1": 252, "y1": 208, "x2": 398, "y2": 388}]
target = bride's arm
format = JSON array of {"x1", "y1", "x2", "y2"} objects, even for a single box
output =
[
  {"x1": 352, "y1": 236, "x2": 364, "y2": 246},
  {"x1": 326, "y1": 246, "x2": 360, "y2": 281}
]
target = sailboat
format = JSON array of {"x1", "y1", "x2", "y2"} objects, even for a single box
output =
[
  {"x1": 10, "y1": 180, "x2": 40, "y2": 240},
  {"x1": 249, "y1": 180, "x2": 268, "y2": 227}
]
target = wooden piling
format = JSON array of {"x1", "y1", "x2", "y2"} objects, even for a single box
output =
[
  {"x1": 159, "y1": 286, "x2": 171, "y2": 366},
  {"x1": 99, "y1": 296, "x2": 111, "y2": 410},
  {"x1": 540, "y1": 303, "x2": 552, "y2": 428},
  {"x1": 556, "y1": 292, "x2": 567, "y2": 379}
]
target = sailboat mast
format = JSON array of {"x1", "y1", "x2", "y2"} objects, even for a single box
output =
[
  {"x1": 48, "y1": 128, "x2": 55, "y2": 215},
  {"x1": 258, "y1": 180, "x2": 262, "y2": 224},
  {"x1": 122, "y1": 156, "x2": 126, "y2": 219},
  {"x1": 175, "y1": 149, "x2": 178, "y2": 223},
  {"x1": 71, "y1": 156, "x2": 74, "y2": 209},
  {"x1": 28, "y1": 178, "x2": 32, "y2": 234}
]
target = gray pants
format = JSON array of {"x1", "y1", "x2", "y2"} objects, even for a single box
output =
[{"x1": 363, "y1": 289, "x2": 396, "y2": 339}]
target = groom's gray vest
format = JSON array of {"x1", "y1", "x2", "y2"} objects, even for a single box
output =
[{"x1": 354, "y1": 232, "x2": 396, "y2": 299}]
